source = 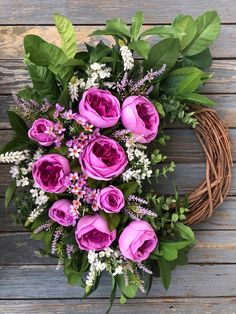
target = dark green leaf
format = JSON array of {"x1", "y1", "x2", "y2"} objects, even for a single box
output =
[
  {"x1": 7, "y1": 111, "x2": 28, "y2": 137},
  {"x1": 183, "y1": 48, "x2": 212, "y2": 69},
  {"x1": 90, "y1": 41, "x2": 111, "y2": 63},
  {"x1": 117, "y1": 181, "x2": 139, "y2": 198},
  {"x1": 54, "y1": 14, "x2": 77, "y2": 59},
  {"x1": 144, "y1": 38, "x2": 181, "y2": 72},
  {"x1": 17, "y1": 86, "x2": 43, "y2": 103},
  {"x1": 0, "y1": 137, "x2": 32, "y2": 154},
  {"x1": 106, "y1": 276, "x2": 117, "y2": 314},
  {"x1": 28, "y1": 64, "x2": 60, "y2": 102},
  {"x1": 5, "y1": 181, "x2": 16, "y2": 209},
  {"x1": 128, "y1": 40, "x2": 150, "y2": 59},
  {"x1": 158, "y1": 257, "x2": 172, "y2": 289},
  {"x1": 100, "y1": 212, "x2": 121, "y2": 231},
  {"x1": 116, "y1": 273, "x2": 138, "y2": 298}
]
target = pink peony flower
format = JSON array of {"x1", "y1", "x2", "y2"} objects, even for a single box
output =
[
  {"x1": 75, "y1": 215, "x2": 116, "y2": 251},
  {"x1": 32, "y1": 154, "x2": 70, "y2": 193},
  {"x1": 121, "y1": 96, "x2": 159, "y2": 143},
  {"x1": 28, "y1": 118, "x2": 56, "y2": 146},
  {"x1": 97, "y1": 185, "x2": 124, "y2": 213},
  {"x1": 48, "y1": 199, "x2": 74, "y2": 226},
  {"x1": 79, "y1": 135, "x2": 128, "y2": 181},
  {"x1": 118, "y1": 220, "x2": 158, "y2": 262},
  {"x1": 78, "y1": 87, "x2": 121, "y2": 128}
]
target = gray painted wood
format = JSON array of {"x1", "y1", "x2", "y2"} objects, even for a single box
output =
[
  {"x1": 1, "y1": 60, "x2": 235, "y2": 94},
  {"x1": 0, "y1": 265, "x2": 235, "y2": 298},
  {"x1": 0, "y1": 0, "x2": 235, "y2": 24},
  {"x1": 0, "y1": 298, "x2": 235, "y2": 314},
  {"x1": 0, "y1": 25, "x2": 236, "y2": 59},
  {"x1": 0, "y1": 230, "x2": 235, "y2": 264}
]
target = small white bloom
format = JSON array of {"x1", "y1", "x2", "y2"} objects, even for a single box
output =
[
  {"x1": 120, "y1": 45, "x2": 134, "y2": 71},
  {"x1": 10, "y1": 166, "x2": 19, "y2": 178}
]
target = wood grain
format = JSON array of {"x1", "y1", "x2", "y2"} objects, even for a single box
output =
[
  {"x1": 0, "y1": 230, "x2": 235, "y2": 265},
  {"x1": 0, "y1": 264, "x2": 235, "y2": 298},
  {"x1": 1, "y1": 59, "x2": 235, "y2": 95},
  {"x1": 0, "y1": 0, "x2": 235, "y2": 24},
  {"x1": 0, "y1": 298, "x2": 235, "y2": 314},
  {"x1": 0, "y1": 25, "x2": 236, "y2": 59}
]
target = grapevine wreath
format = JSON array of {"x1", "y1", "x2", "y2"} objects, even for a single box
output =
[{"x1": 0, "y1": 10, "x2": 233, "y2": 311}]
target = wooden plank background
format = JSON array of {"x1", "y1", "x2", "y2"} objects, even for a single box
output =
[{"x1": 0, "y1": 1, "x2": 235, "y2": 313}]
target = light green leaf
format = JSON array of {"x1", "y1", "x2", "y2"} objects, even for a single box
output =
[
  {"x1": 28, "y1": 64, "x2": 60, "y2": 102},
  {"x1": 174, "y1": 222, "x2": 196, "y2": 242},
  {"x1": 153, "y1": 100, "x2": 165, "y2": 117},
  {"x1": 130, "y1": 11, "x2": 144, "y2": 41},
  {"x1": 5, "y1": 181, "x2": 16, "y2": 209},
  {"x1": 54, "y1": 14, "x2": 77, "y2": 59},
  {"x1": 128, "y1": 40, "x2": 150, "y2": 59},
  {"x1": 144, "y1": 38, "x2": 181, "y2": 72},
  {"x1": 116, "y1": 273, "x2": 138, "y2": 298},
  {"x1": 159, "y1": 240, "x2": 190, "y2": 261},
  {"x1": 178, "y1": 93, "x2": 216, "y2": 106},
  {"x1": 141, "y1": 25, "x2": 174, "y2": 37},
  {"x1": 185, "y1": 11, "x2": 221, "y2": 56},
  {"x1": 176, "y1": 71, "x2": 202, "y2": 95},
  {"x1": 106, "y1": 18, "x2": 130, "y2": 37},
  {"x1": 173, "y1": 15, "x2": 197, "y2": 49}
]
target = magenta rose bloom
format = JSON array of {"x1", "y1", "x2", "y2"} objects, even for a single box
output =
[
  {"x1": 121, "y1": 96, "x2": 159, "y2": 143},
  {"x1": 75, "y1": 215, "x2": 116, "y2": 251},
  {"x1": 79, "y1": 136, "x2": 128, "y2": 181},
  {"x1": 32, "y1": 154, "x2": 70, "y2": 193},
  {"x1": 28, "y1": 118, "x2": 56, "y2": 146},
  {"x1": 78, "y1": 87, "x2": 120, "y2": 128},
  {"x1": 97, "y1": 185, "x2": 125, "y2": 213},
  {"x1": 118, "y1": 220, "x2": 158, "y2": 262},
  {"x1": 48, "y1": 199, "x2": 74, "y2": 227}
]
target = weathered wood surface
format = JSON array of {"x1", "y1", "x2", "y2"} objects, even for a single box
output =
[
  {"x1": 0, "y1": 0, "x2": 235, "y2": 24},
  {"x1": 0, "y1": 298, "x2": 235, "y2": 314},
  {"x1": 0, "y1": 0, "x2": 236, "y2": 313},
  {"x1": 0, "y1": 25, "x2": 236, "y2": 59},
  {"x1": 0, "y1": 265, "x2": 236, "y2": 298},
  {"x1": 1, "y1": 59, "x2": 236, "y2": 94}
]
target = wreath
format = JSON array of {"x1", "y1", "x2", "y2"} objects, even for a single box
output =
[{"x1": 0, "y1": 10, "x2": 232, "y2": 311}]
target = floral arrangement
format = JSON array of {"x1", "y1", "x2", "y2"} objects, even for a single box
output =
[{"x1": 1, "y1": 10, "x2": 221, "y2": 311}]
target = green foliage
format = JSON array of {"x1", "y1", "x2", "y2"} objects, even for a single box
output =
[
  {"x1": 130, "y1": 11, "x2": 144, "y2": 41},
  {"x1": 144, "y1": 38, "x2": 181, "y2": 72},
  {"x1": 100, "y1": 212, "x2": 121, "y2": 231},
  {"x1": 117, "y1": 181, "x2": 139, "y2": 198},
  {"x1": 28, "y1": 64, "x2": 60, "y2": 102},
  {"x1": 7, "y1": 111, "x2": 29, "y2": 137},
  {"x1": 54, "y1": 14, "x2": 77, "y2": 59},
  {"x1": 5, "y1": 181, "x2": 16, "y2": 209},
  {"x1": 116, "y1": 273, "x2": 139, "y2": 298},
  {"x1": 184, "y1": 11, "x2": 221, "y2": 56},
  {"x1": 128, "y1": 40, "x2": 150, "y2": 59}
]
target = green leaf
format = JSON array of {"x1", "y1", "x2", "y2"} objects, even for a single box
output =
[
  {"x1": 185, "y1": 11, "x2": 221, "y2": 56},
  {"x1": 128, "y1": 40, "x2": 150, "y2": 59},
  {"x1": 0, "y1": 137, "x2": 32, "y2": 154},
  {"x1": 106, "y1": 276, "x2": 117, "y2": 314},
  {"x1": 90, "y1": 41, "x2": 110, "y2": 63},
  {"x1": 174, "y1": 222, "x2": 195, "y2": 242},
  {"x1": 61, "y1": 59, "x2": 85, "y2": 68},
  {"x1": 159, "y1": 240, "x2": 190, "y2": 261},
  {"x1": 17, "y1": 86, "x2": 43, "y2": 103},
  {"x1": 7, "y1": 111, "x2": 28, "y2": 137},
  {"x1": 100, "y1": 212, "x2": 121, "y2": 231},
  {"x1": 173, "y1": 15, "x2": 197, "y2": 50},
  {"x1": 141, "y1": 25, "x2": 174, "y2": 37},
  {"x1": 5, "y1": 181, "x2": 16, "y2": 209},
  {"x1": 64, "y1": 258, "x2": 83, "y2": 285},
  {"x1": 144, "y1": 38, "x2": 181, "y2": 72},
  {"x1": 130, "y1": 11, "x2": 144, "y2": 41},
  {"x1": 58, "y1": 84, "x2": 70, "y2": 106},
  {"x1": 28, "y1": 64, "x2": 60, "y2": 102},
  {"x1": 54, "y1": 14, "x2": 77, "y2": 59},
  {"x1": 183, "y1": 48, "x2": 212, "y2": 69},
  {"x1": 106, "y1": 18, "x2": 130, "y2": 37},
  {"x1": 117, "y1": 181, "x2": 139, "y2": 198},
  {"x1": 162, "y1": 67, "x2": 202, "y2": 96},
  {"x1": 158, "y1": 256, "x2": 172, "y2": 289},
  {"x1": 152, "y1": 100, "x2": 165, "y2": 117},
  {"x1": 177, "y1": 93, "x2": 216, "y2": 106},
  {"x1": 116, "y1": 273, "x2": 138, "y2": 298},
  {"x1": 24, "y1": 34, "x2": 47, "y2": 64}
]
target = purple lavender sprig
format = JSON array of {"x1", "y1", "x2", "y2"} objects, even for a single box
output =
[
  {"x1": 51, "y1": 227, "x2": 63, "y2": 255},
  {"x1": 34, "y1": 220, "x2": 53, "y2": 234}
]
